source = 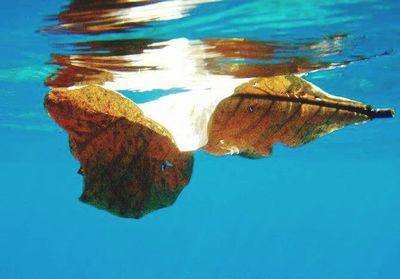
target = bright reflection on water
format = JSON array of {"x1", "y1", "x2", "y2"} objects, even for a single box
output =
[{"x1": 42, "y1": 0, "x2": 393, "y2": 95}]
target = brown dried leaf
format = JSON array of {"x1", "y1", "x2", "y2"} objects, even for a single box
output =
[
  {"x1": 45, "y1": 85, "x2": 193, "y2": 218},
  {"x1": 204, "y1": 75, "x2": 394, "y2": 157}
]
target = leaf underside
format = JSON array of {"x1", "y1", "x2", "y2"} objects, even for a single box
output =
[
  {"x1": 45, "y1": 85, "x2": 193, "y2": 218},
  {"x1": 45, "y1": 75, "x2": 394, "y2": 218},
  {"x1": 204, "y1": 75, "x2": 391, "y2": 157}
]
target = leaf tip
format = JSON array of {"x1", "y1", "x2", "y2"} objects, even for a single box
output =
[{"x1": 370, "y1": 108, "x2": 395, "y2": 119}]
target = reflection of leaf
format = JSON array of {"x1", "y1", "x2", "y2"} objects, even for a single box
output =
[
  {"x1": 42, "y1": 0, "x2": 218, "y2": 34},
  {"x1": 47, "y1": 36, "x2": 352, "y2": 90},
  {"x1": 204, "y1": 75, "x2": 394, "y2": 157},
  {"x1": 45, "y1": 85, "x2": 193, "y2": 218}
]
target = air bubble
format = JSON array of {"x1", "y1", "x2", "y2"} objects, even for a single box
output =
[{"x1": 161, "y1": 160, "x2": 174, "y2": 172}]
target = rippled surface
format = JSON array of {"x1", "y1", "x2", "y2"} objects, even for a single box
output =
[
  {"x1": 1, "y1": 0, "x2": 400, "y2": 278},
  {"x1": 46, "y1": 36, "x2": 356, "y2": 89}
]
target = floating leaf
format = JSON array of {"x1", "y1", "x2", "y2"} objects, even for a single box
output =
[
  {"x1": 45, "y1": 85, "x2": 194, "y2": 218},
  {"x1": 44, "y1": 76, "x2": 394, "y2": 218},
  {"x1": 204, "y1": 75, "x2": 394, "y2": 157}
]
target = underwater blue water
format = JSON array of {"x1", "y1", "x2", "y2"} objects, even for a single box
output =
[{"x1": 1, "y1": 0, "x2": 399, "y2": 278}]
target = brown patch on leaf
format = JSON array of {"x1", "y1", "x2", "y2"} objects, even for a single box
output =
[
  {"x1": 45, "y1": 85, "x2": 193, "y2": 218},
  {"x1": 204, "y1": 75, "x2": 394, "y2": 157}
]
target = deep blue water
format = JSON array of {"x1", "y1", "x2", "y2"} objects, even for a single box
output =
[{"x1": 1, "y1": 0, "x2": 399, "y2": 278}]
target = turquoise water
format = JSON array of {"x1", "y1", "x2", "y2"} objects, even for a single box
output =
[{"x1": 1, "y1": 0, "x2": 400, "y2": 278}]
